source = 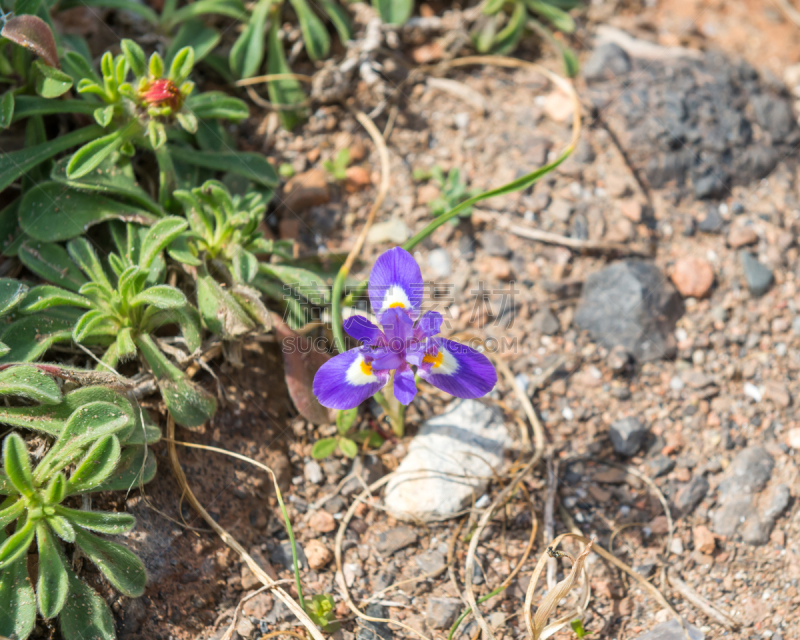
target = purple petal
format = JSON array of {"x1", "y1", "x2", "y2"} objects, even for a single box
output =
[
  {"x1": 369, "y1": 247, "x2": 423, "y2": 316},
  {"x1": 418, "y1": 339, "x2": 497, "y2": 399},
  {"x1": 393, "y1": 365, "x2": 417, "y2": 405},
  {"x1": 371, "y1": 346, "x2": 405, "y2": 371},
  {"x1": 415, "y1": 311, "x2": 442, "y2": 338},
  {"x1": 313, "y1": 348, "x2": 388, "y2": 409},
  {"x1": 344, "y1": 315, "x2": 384, "y2": 346},
  {"x1": 379, "y1": 307, "x2": 413, "y2": 346}
]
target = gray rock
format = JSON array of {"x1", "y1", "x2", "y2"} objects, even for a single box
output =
[
  {"x1": 374, "y1": 527, "x2": 418, "y2": 556},
  {"x1": 762, "y1": 483, "x2": 791, "y2": 521},
  {"x1": 343, "y1": 454, "x2": 386, "y2": 496},
  {"x1": 548, "y1": 198, "x2": 574, "y2": 223},
  {"x1": 269, "y1": 540, "x2": 308, "y2": 570},
  {"x1": 305, "y1": 460, "x2": 323, "y2": 485},
  {"x1": 481, "y1": 231, "x2": 510, "y2": 257},
  {"x1": 541, "y1": 279, "x2": 582, "y2": 299},
  {"x1": 458, "y1": 235, "x2": 475, "y2": 261},
  {"x1": 752, "y1": 94, "x2": 795, "y2": 138},
  {"x1": 357, "y1": 604, "x2": 392, "y2": 640},
  {"x1": 584, "y1": 43, "x2": 632, "y2": 82},
  {"x1": 674, "y1": 475, "x2": 709, "y2": 515},
  {"x1": 609, "y1": 417, "x2": 648, "y2": 456},
  {"x1": 574, "y1": 260, "x2": 684, "y2": 361},
  {"x1": 718, "y1": 446, "x2": 774, "y2": 496},
  {"x1": 119, "y1": 598, "x2": 148, "y2": 637},
  {"x1": 532, "y1": 308, "x2": 560, "y2": 335},
  {"x1": 414, "y1": 550, "x2": 446, "y2": 574},
  {"x1": 633, "y1": 619, "x2": 704, "y2": 640},
  {"x1": 426, "y1": 597, "x2": 462, "y2": 630},
  {"x1": 384, "y1": 399, "x2": 510, "y2": 521},
  {"x1": 427, "y1": 248, "x2": 451, "y2": 278},
  {"x1": 740, "y1": 251, "x2": 774, "y2": 296},
  {"x1": 698, "y1": 206, "x2": 724, "y2": 232},
  {"x1": 644, "y1": 454, "x2": 675, "y2": 478},
  {"x1": 237, "y1": 617, "x2": 256, "y2": 638}
]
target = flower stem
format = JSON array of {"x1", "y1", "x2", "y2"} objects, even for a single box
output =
[{"x1": 374, "y1": 375, "x2": 405, "y2": 437}]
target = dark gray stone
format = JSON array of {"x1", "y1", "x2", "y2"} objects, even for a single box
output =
[
  {"x1": 718, "y1": 446, "x2": 774, "y2": 497},
  {"x1": 575, "y1": 260, "x2": 683, "y2": 361},
  {"x1": 425, "y1": 597, "x2": 462, "y2": 630},
  {"x1": 269, "y1": 540, "x2": 308, "y2": 570},
  {"x1": 698, "y1": 206, "x2": 724, "y2": 232},
  {"x1": 481, "y1": 231, "x2": 511, "y2": 257},
  {"x1": 674, "y1": 475, "x2": 709, "y2": 515},
  {"x1": 644, "y1": 454, "x2": 675, "y2": 479},
  {"x1": 740, "y1": 251, "x2": 774, "y2": 296},
  {"x1": 541, "y1": 279, "x2": 582, "y2": 299},
  {"x1": 343, "y1": 454, "x2": 387, "y2": 496},
  {"x1": 583, "y1": 43, "x2": 632, "y2": 82},
  {"x1": 609, "y1": 417, "x2": 648, "y2": 456},
  {"x1": 357, "y1": 604, "x2": 392, "y2": 640},
  {"x1": 374, "y1": 526, "x2": 418, "y2": 556},
  {"x1": 532, "y1": 308, "x2": 560, "y2": 335},
  {"x1": 633, "y1": 619, "x2": 704, "y2": 640}
]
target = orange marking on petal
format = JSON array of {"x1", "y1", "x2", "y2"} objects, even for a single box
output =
[
  {"x1": 389, "y1": 302, "x2": 405, "y2": 308},
  {"x1": 423, "y1": 351, "x2": 444, "y2": 368},
  {"x1": 360, "y1": 360, "x2": 373, "y2": 376}
]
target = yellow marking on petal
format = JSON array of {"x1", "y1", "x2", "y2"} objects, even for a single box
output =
[
  {"x1": 423, "y1": 351, "x2": 444, "y2": 368},
  {"x1": 360, "y1": 360, "x2": 373, "y2": 376},
  {"x1": 389, "y1": 302, "x2": 405, "y2": 308}
]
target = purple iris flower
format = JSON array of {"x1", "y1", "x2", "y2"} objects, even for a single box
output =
[{"x1": 313, "y1": 247, "x2": 497, "y2": 410}]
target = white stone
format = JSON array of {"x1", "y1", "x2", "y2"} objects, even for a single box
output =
[
  {"x1": 304, "y1": 460, "x2": 323, "y2": 485},
  {"x1": 384, "y1": 399, "x2": 510, "y2": 522},
  {"x1": 366, "y1": 218, "x2": 410, "y2": 244},
  {"x1": 744, "y1": 382, "x2": 763, "y2": 403}
]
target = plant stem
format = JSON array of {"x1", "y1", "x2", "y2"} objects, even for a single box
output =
[
  {"x1": 154, "y1": 144, "x2": 177, "y2": 208},
  {"x1": 373, "y1": 377, "x2": 405, "y2": 437}
]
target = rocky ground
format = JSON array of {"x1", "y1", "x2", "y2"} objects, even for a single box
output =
[{"x1": 102, "y1": 3, "x2": 800, "y2": 640}]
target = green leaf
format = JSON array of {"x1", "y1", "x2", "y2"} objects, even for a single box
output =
[
  {"x1": 19, "y1": 284, "x2": 91, "y2": 313},
  {"x1": 0, "y1": 125, "x2": 102, "y2": 193},
  {"x1": 351, "y1": 429, "x2": 384, "y2": 447},
  {"x1": 66, "y1": 128, "x2": 131, "y2": 180},
  {"x1": 2, "y1": 433, "x2": 34, "y2": 498},
  {"x1": 0, "y1": 90, "x2": 14, "y2": 129},
  {"x1": 372, "y1": 0, "x2": 413, "y2": 24},
  {"x1": 62, "y1": 50, "x2": 101, "y2": 84},
  {"x1": 168, "y1": 47, "x2": 195, "y2": 85},
  {"x1": 473, "y1": 15, "x2": 498, "y2": 53},
  {"x1": 43, "y1": 472, "x2": 66, "y2": 504},
  {"x1": 144, "y1": 303, "x2": 203, "y2": 353},
  {"x1": 0, "y1": 541, "x2": 36, "y2": 640},
  {"x1": 18, "y1": 241, "x2": 87, "y2": 292},
  {"x1": 47, "y1": 515, "x2": 75, "y2": 542},
  {"x1": 72, "y1": 309, "x2": 116, "y2": 342},
  {"x1": 0, "y1": 199, "x2": 23, "y2": 258},
  {"x1": 229, "y1": 0, "x2": 272, "y2": 78},
  {"x1": 232, "y1": 246, "x2": 259, "y2": 283},
  {"x1": 139, "y1": 217, "x2": 188, "y2": 269},
  {"x1": 72, "y1": 525, "x2": 146, "y2": 597},
  {"x1": 491, "y1": 0, "x2": 527, "y2": 54},
  {"x1": 0, "y1": 278, "x2": 27, "y2": 316},
  {"x1": 339, "y1": 437, "x2": 358, "y2": 458},
  {"x1": 483, "y1": 0, "x2": 508, "y2": 14},
  {"x1": 136, "y1": 334, "x2": 217, "y2": 428},
  {"x1": 59, "y1": 566, "x2": 116, "y2": 640},
  {"x1": 67, "y1": 236, "x2": 112, "y2": 289},
  {"x1": 120, "y1": 39, "x2": 145, "y2": 77},
  {"x1": 164, "y1": 0, "x2": 247, "y2": 29},
  {"x1": 167, "y1": 145, "x2": 279, "y2": 187},
  {"x1": 523, "y1": 0, "x2": 575, "y2": 32},
  {"x1": 57, "y1": 0, "x2": 159, "y2": 22},
  {"x1": 336, "y1": 407, "x2": 358, "y2": 435},
  {"x1": 311, "y1": 437, "x2": 337, "y2": 459},
  {"x1": 36, "y1": 523, "x2": 69, "y2": 619},
  {"x1": 267, "y1": 20, "x2": 307, "y2": 130},
  {"x1": 0, "y1": 519, "x2": 35, "y2": 569},
  {"x1": 167, "y1": 20, "x2": 220, "y2": 67},
  {"x1": 32, "y1": 59, "x2": 73, "y2": 98},
  {"x1": 0, "y1": 499, "x2": 24, "y2": 525},
  {"x1": 55, "y1": 505, "x2": 135, "y2": 535},
  {"x1": 11, "y1": 96, "x2": 98, "y2": 123},
  {"x1": 0, "y1": 365, "x2": 61, "y2": 403},
  {"x1": 290, "y1": 0, "x2": 331, "y2": 61},
  {"x1": 129, "y1": 285, "x2": 187, "y2": 309},
  {"x1": 93, "y1": 445, "x2": 156, "y2": 491},
  {"x1": 527, "y1": 17, "x2": 579, "y2": 77},
  {"x1": 319, "y1": 0, "x2": 353, "y2": 43},
  {"x1": 167, "y1": 234, "x2": 202, "y2": 266},
  {"x1": 116, "y1": 326, "x2": 137, "y2": 360},
  {"x1": 93, "y1": 105, "x2": 114, "y2": 127},
  {"x1": 197, "y1": 273, "x2": 254, "y2": 339},
  {"x1": 65, "y1": 435, "x2": 121, "y2": 495},
  {"x1": 257, "y1": 263, "x2": 330, "y2": 303},
  {"x1": 231, "y1": 284, "x2": 272, "y2": 329},
  {"x1": 184, "y1": 91, "x2": 249, "y2": 121},
  {"x1": 0, "y1": 310, "x2": 79, "y2": 363}
]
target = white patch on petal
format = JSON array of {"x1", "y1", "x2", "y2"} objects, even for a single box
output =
[
  {"x1": 346, "y1": 354, "x2": 379, "y2": 386},
  {"x1": 426, "y1": 346, "x2": 459, "y2": 375},
  {"x1": 380, "y1": 285, "x2": 412, "y2": 313}
]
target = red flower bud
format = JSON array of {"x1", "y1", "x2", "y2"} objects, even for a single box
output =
[{"x1": 139, "y1": 78, "x2": 183, "y2": 111}]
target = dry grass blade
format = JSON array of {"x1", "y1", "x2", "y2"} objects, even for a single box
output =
[
  {"x1": 221, "y1": 585, "x2": 269, "y2": 640},
  {"x1": 524, "y1": 535, "x2": 593, "y2": 640},
  {"x1": 667, "y1": 569, "x2": 740, "y2": 630},
  {"x1": 164, "y1": 417, "x2": 326, "y2": 640}
]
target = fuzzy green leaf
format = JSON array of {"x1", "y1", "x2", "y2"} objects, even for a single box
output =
[
  {"x1": 184, "y1": 91, "x2": 249, "y2": 121},
  {"x1": 372, "y1": 0, "x2": 413, "y2": 24},
  {"x1": 320, "y1": 0, "x2": 352, "y2": 43},
  {"x1": 0, "y1": 539, "x2": 36, "y2": 639},
  {"x1": 491, "y1": 0, "x2": 527, "y2": 54},
  {"x1": 232, "y1": 246, "x2": 259, "y2": 283},
  {"x1": 33, "y1": 59, "x2": 73, "y2": 98},
  {"x1": 168, "y1": 46, "x2": 194, "y2": 84},
  {"x1": 65, "y1": 435, "x2": 121, "y2": 495},
  {"x1": 523, "y1": 0, "x2": 575, "y2": 32},
  {"x1": 116, "y1": 327, "x2": 137, "y2": 360},
  {"x1": 55, "y1": 505, "x2": 135, "y2": 535},
  {"x1": 0, "y1": 310, "x2": 79, "y2": 363},
  {"x1": 167, "y1": 145, "x2": 278, "y2": 187},
  {"x1": 59, "y1": 566, "x2": 116, "y2": 640},
  {"x1": 0, "y1": 519, "x2": 35, "y2": 569},
  {"x1": 257, "y1": 263, "x2": 330, "y2": 303},
  {"x1": 2, "y1": 433, "x2": 34, "y2": 498},
  {"x1": 311, "y1": 437, "x2": 337, "y2": 459},
  {"x1": 66, "y1": 128, "x2": 129, "y2": 180},
  {"x1": 231, "y1": 284, "x2": 272, "y2": 330},
  {"x1": 72, "y1": 309, "x2": 116, "y2": 342},
  {"x1": 0, "y1": 366, "x2": 61, "y2": 403},
  {"x1": 120, "y1": 39, "x2": 145, "y2": 77},
  {"x1": 167, "y1": 20, "x2": 220, "y2": 66},
  {"x1": 139, "y1": 217, "x2": 188, "y2": 270},
  {"x1": 43, "y1": 472, "x2": 66, "y2": 504},
  {"x1": 290, "y1": 0, "x2": 331, "y2": 61},
  {"x1": 73, "y1": 526, "x2": 146, "y2": 597},
  {"x1": 336, "y1": 407, "x2": 358, "y2": 435},
  {"x1": 36, "y1": 523, "x2": 69, "y2": 619},
  {"x1": 267, "y1": 20, "x2": 307, "y2": 129},
  {"x1": 197, "y1": 273, "x2": 254, "y2": 339},
  {"x1": 129, "y1": 285, "x2": 187, "y2": 309},
  {"x1": 0, "y1": 499, "x2": 24, "y2": 525},
  {"x1": 0, "y1": 90, "x2": 14, "y2": 129},
  {"x1": 338, "y1": 437, "x2": 357, "y2": 458},
  {"x1": 67, "y1": 237, "x2": 112, "y2": 289},
  {"x1": 18, "y1": 241, "x2": 87, "y2": 292},
  {"x1": 93, "y1": 445, "x2": 157, "y2": 491},
  {"x1": 19, "y1": 284, "x2": 91, "y2": 313},
  {"x1": 47, "y1": 515, "x2": 75, "y2": 542},
  {"x1": 0, "y1": 278, "x2": 27, "y2": 316},
  {"x1": 229, "y1": 0, "x2": 271, "y2": 78}
]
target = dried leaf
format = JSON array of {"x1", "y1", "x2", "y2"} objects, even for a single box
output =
[{"x1": 1, "y1": 15, "x2": 59, "y2": 68}]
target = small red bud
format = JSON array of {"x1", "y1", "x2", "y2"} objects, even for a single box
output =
[{"x1": 139, "y1": 78, "x2": 183, "y2": 111}]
